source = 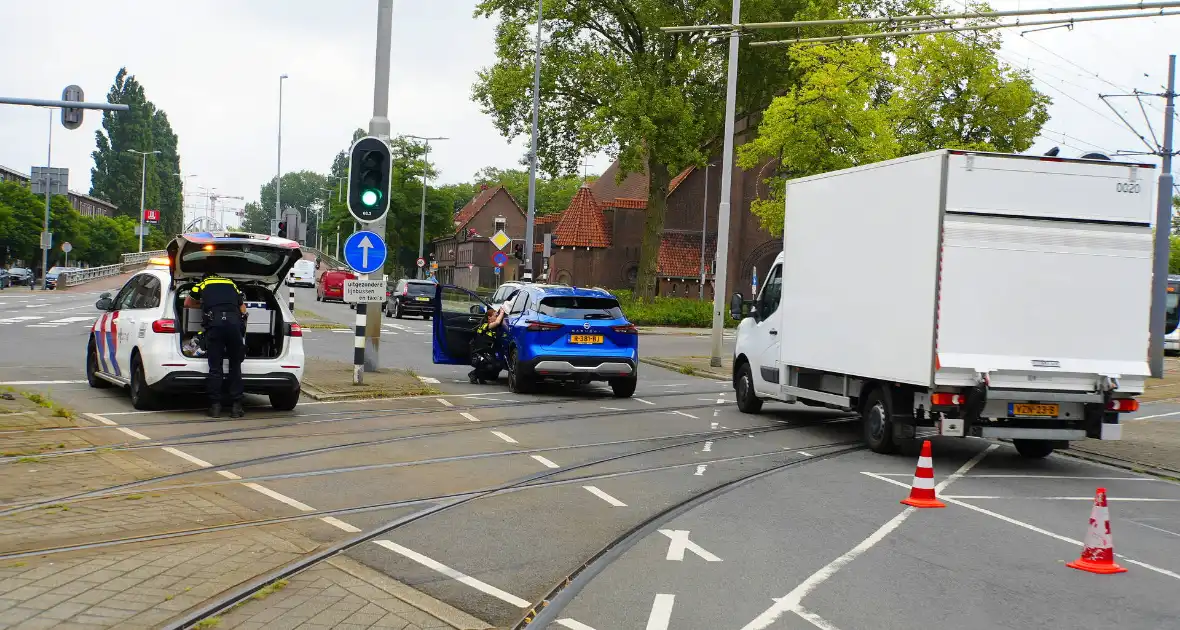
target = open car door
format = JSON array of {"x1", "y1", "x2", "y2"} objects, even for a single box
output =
[{"x1": 432, "y1": 285, "x2": 490, "y2": 365}]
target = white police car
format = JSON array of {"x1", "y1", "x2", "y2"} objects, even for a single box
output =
[{"x1": 86, "y1": 232, "x2": 307, "y2": 411}]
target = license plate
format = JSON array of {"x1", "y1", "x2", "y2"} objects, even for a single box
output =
[
  {"x1": 416, "y1": 297, "x2": 430, "y2": 301},
  {"x1": 570, "y1": 334, "x2": 603, "y2": 344},
  {"x1": 1009, "y1": 403, "x2": 1059, "y2": 417}
]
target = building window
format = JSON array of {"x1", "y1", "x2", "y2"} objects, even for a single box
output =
[{"x1": 495, "y1": 217, "x2": 506, "y2": 233}]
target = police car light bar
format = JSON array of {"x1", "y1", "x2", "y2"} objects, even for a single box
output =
[{"x1": 148, "y1": 257, "x2": 170, "y2": 266}]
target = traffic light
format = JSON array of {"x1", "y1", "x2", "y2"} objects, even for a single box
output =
[
  {"x1": 347, "y1": 136, "x2": 392, "y2": 223},
  {"x1": 513, "y1": 243, "x2": 523, "y2": 260},
  {"x1": 277, "y1": 221, "x2": 287, "y2": 239},
  {"x1": 61, "y1": 85, "x2": 84, "y2": 130}
]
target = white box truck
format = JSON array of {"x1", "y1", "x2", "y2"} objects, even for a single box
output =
[{"x1": 729, "y1": 149, "x2": 1155, "y2": 458}]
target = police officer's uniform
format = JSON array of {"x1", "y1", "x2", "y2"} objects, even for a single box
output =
[
  {"x1": 190, "y1": 274, "x2": 246, "y2": 417},
  {"x1": 468, "y1": 322, "x2": 499, "y2": 384}
]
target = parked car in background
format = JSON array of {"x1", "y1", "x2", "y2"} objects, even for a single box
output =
[
  {"x1": 0, "y1": 269, "x2": 10, "y2": 289},
  {"x1": 44, "y1": 266, "x2": 77, "y2": 290},
  {"x1": 385, "y1": 278, "x2": 436, "y2": 319},
  {"x1": 317, "y1": 269, "x2": 355, "y2": 303},
  {"x1": 287, "y1": 259, "x2": 316, "y2": 288},
  {"x1": 7, "y1": 268, "x2": 32, "y2": 287}
]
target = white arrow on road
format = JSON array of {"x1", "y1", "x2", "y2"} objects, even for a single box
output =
[
  {"x1": 658, "y1": 529, "x2": 722, "y2": 562},
  {"x1": 358, "y1": 234, "x2": 374, "y2": 268}
]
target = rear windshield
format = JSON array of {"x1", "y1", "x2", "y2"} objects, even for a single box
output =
[
  {"x1": 537, "y1": 296, "x2": 623, "y2": 320},
  {"x1": 178, "y1": 243, "x2": 289, "y2": 278},
  {"x1": 406, "y1": 283, "x2": 434, "y2": 296},
  {"x1": 292, "y1": 261, "x2": 314, "y2": 272}
]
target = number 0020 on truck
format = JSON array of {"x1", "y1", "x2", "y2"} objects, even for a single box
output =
[{"x1": 730, "y1": 149, "x2": 1154, "y2": 459}]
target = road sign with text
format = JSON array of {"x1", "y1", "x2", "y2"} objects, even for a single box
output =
[{"x1": 343, "y1": 279, "x2": 384, "y2": 303}]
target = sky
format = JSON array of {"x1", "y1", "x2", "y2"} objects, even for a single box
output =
[{"x1": 0, "y1": 0, "x2": 1176, "y2": 229}]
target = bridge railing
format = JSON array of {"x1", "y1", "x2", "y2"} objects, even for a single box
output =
[{"x1": 59, "y1": 250, "x2": 168, "y2": 288}]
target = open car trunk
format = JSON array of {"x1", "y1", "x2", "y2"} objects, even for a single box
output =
[{"x1": 176, "y1": 282, "x2": 287, "y2": 360}]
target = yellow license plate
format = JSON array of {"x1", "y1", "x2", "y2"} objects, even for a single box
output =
[
  {"x1": 570, "y1": 334, "x2": 604, "y2": 344},
  {"x1": 416, "y1": 297, "x2": 430, "y2": 301},
  {"x1": 1010, "y1": 403, "x2": 1059, "y2": 417}
]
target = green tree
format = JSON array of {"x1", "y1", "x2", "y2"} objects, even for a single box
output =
[
  {"x1": 738, "y1": 32, "x2": 1049, "y2": 234},
  {"x1": 240, "y1": 201, "x2": 270, "y2": 234},
  {"x1": 91, "y1": 68, "x2": 184, "y2": 235},
  {"x1": 473, "y1": 0, "x2": 811, "y2": 299},
  {"x1": 259, "y1": 171, "x2": 331, "y2": 239},
  {"x1": 0, "y1": 181, "x2": 84, "y2": 269},
  {"x1": 1171, "y1": 235, "x2": 1180, "y2": 275},
  {"x1": 1170, "y1": 194, "x2": 1179, "y2": 235}
]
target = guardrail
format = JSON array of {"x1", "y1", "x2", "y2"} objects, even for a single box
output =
[
  {"x1": 59, "y1": 250, "x2": 167, "y2": 288},
  {"x1": 303, "y1": 246, "x2": 345, "y2": 270}
]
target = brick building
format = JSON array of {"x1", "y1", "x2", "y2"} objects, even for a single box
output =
[
  {"x1": 0, "y1": 164, "x2": 117, "y2": 217},
  {"x1": 431, "y1": 184, "x2": 527, "y2": 290}
]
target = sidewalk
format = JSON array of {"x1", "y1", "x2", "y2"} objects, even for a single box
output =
[
  {"x1": 301, "y1": 357, "x2": 438, "y2": 401},
  {"x1": 0, "y1": 389, "x2": 481, "y2": 630},
  {"x1": 641, "y1": 356, "x2": 731, "y2": 381}
]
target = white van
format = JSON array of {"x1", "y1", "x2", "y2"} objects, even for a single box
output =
[{"x1": 287, "y1": 259, "x2": 316, "y2": 288}]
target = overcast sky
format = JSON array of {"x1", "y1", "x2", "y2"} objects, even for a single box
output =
[{"x1": 0, "y1": 0, "x2": 1175, "y2": 228}]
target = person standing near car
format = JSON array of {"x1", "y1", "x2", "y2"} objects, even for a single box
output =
[{"x1": 184, "y1": 272, "x2": 247, "y2": 418}]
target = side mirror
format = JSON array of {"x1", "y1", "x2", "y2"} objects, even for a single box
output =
[
  {"x1": 729, "y1": 293, "x2": 745, "y2": 320},
  {"x1": 95, "y1": 297, "x2": 115, "y2": 311},
  {"x1": 470, "y1": 304, "x2": 487, "y2": 315}
]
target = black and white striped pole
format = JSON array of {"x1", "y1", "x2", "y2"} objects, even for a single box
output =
[
  {"x1": 353, "y1": 302, "x2": 366, "y2": 385},
  {"x1": 288, "y1": 282, "x2": 295, "y2": 312}
]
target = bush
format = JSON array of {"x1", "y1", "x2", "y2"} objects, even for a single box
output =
[{"x1": 611, "y1": 289, "x2": 737, "y2": 328}]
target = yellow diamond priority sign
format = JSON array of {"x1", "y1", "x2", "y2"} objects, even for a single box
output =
[{"x1": 490, "y1": 229, "x2": 512, "y2": 251}]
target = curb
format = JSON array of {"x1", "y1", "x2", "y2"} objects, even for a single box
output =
[
  {"x1": 639, "y1": 357, "x2": 730, "y2": 381},
  {"x1": 327, "y1": 556, "x2": 492, "y2": 630},
  {"x1": 300, "y1": 381, "x2": 440, "y2": 402}
]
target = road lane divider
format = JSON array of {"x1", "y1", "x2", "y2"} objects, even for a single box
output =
[
  {"x1": 460, "y1": 412, "x2": 480, "y2": 422},
  {"x1": 531, "y1": 455, "x2": 560, "y2": 469},
  {"x1": 583, "y1": 486, "x2": 627, "y2": 507},
  {"x1": 491, "y1": 431, "x2": 517, "y2": 444},
  {"x1": 374, "y1": 540, "x2": 533, "y2": 608}
]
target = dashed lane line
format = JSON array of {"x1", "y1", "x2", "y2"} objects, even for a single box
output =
[
  {"x1": 436, "y1": 398, "x2": 453, "y2": 407},
  {"x1": 531, "y1": 455, "x2": 560, "y2": 469},
  {"x1": 645, "y1": 594, "x2": 676, "y2": 630},
  {"x1": 374, "y1": 540, "x2": 532, "y2": 608},
  {"x1": 634, "y1": 398, "x2": 655, "y2": 405},
  {"x1": 490, "y1": 431, "x2": 517, "y2": 444},
  {"x1": 460, "y1": 412, "x2": 480, "y2": 422},
  {"x1": 556, "y1": 620, "x2": 598, "y2": 630},
  {"x1": 583, "y1": 486, "x2": 627, "y2": 507}
]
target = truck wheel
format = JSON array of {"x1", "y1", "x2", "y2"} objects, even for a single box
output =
[
  {"x1": 269, "y1": 388, "x2": 301, "y2": 411},
  {"x1": 1013, "y1": 439, "x2": 1054, "y2": 459},
  {"x1": 862, "y1": 387, "x2": 897, "y2": 454},
  {"x1": 735, "y1": 362, "x2": 763, "y2": 413}
]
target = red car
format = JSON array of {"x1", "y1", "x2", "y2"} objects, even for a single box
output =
[{"x1": 317, "y1": 269, "x2": 355, "y2": 303}]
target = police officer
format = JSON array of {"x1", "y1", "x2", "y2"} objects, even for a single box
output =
[
  {"x1": 184, "y1": 272, "x2": 247, "y2": 418},
  {"x1": 469, "y1": 308, "x2": 503, "y2": 384}
]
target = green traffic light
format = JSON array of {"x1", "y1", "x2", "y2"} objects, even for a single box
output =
[{"x1": 361, "y1": 189, "x2": 380, "y2": 207}]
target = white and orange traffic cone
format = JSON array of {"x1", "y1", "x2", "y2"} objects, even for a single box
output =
[
  {"x1": 1067, "y1": 487, "x2": 1127, "y2": 574},
  {"x1": 901, "y1": 440, "x2": 945, "y2": 508}
]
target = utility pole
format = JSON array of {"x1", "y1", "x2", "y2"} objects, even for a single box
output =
[
  {"x1": 407, "y1": 135, "x2": 448, "y2": 279},
  {"x1": 363, "y1": 0, "x2": 394, "y2": 373},
  {"x1": 699, "y1": 162, "x2": 712, "y2": 299},
  {"x1": 40, "y1": 111, "x2": 52, "y2": 289},
  {"x1": 275, "y1": 74, "x2": 288, "y2": 233},
  {"x1": 522, "y1": 0, "x2": 544, "y2": 283},
  {"x1": 128, "y1": 149, "x2": 160, "y2": 252},
  {"x1": 1149, "y1": 54, "x2": 1177, "y2": 377},
  {"x1": 710, "y1": 0, "x2": 741, "y2": 368}
]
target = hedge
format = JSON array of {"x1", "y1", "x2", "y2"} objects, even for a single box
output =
[{"x1": 611, "y1": 289, "x2": 737, "y2": 328}]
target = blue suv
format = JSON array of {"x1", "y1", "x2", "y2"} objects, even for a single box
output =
[{"x1": 431, "y1": 284, "x2": 639, "y2": 397}]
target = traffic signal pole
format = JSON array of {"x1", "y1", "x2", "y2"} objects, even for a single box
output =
[{"x1": 363, "y1": 0, "x2": 394, "y2": 374}]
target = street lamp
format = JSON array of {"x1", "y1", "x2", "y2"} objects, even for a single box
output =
[
  {"x1": 405, "y1": 135, "x2": 448, "y2": 279},
  {"x1": 275, "y1": 74, "x2": 289, "y2": 234},
  {"x1": 318, "y1": 187, "x2": 336, "y2": 251},
  {"x1": 175, "y1": 173, "x2": 196, "y2": 226},
  {"x1": 127, "y1": 149, "x2": 160, "y2": 252}
]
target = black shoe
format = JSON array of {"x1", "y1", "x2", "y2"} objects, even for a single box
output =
[
  {"x1": 208, "y1": 403, "x2": 222, "y2": 418},
  {"x1": 468, "y1": 370, "x2": 479, "y2": 384},
  {"x1": 230, "y1": 402, "x2": 244, "y2": 418}
]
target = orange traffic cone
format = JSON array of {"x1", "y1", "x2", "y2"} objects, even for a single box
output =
[
  {"x1": 901, "y1": 440, "x2": 945, "y2": 508},
  {"x1": 1067, "y1": 488, "x2": 1127, "y2": 574}
]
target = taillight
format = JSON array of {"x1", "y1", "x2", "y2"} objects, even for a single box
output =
[
  {"x1": 930, "y1": 392, "x2": 964, "y2": 406},
  {"x1": 402, "y1": 287, "x2": 409, "y2": 296},
  {"x1": 152, "y1": 319, "x2": 176, "y2": 333},
  {"x1": 612, "y1": 323, "x2": 639, "y2": 334},
  {"x1": 526, "y1": 320, "x2": 562, "y2": 331},
  {"x1": 1106, "y1": 398, "x2": 1138, "y2": 412},
  {"x1": 287, "y1": 323, "x2": 303, "y2": 337}
]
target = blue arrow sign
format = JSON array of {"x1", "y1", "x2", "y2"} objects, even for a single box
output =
[{"x1": 343, "y1": 230, "x2": 387, "y2": 275}]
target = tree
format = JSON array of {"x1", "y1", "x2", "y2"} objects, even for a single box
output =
[
  {"x1": 240, "y1": 201, "x2": 270, "y2": 235},
  {"x1": 738, "y1": 32, "x2": 1049, "y2": 234},
  {"x1": 91, "y1": 68, "x2": 184, "y2": 235},
  {"x1": 473, "y1": 0, "x2": 811, "y2": 299},
  {"x1": 0, "y1": 181, "x2": 85, "y2": 269},
  {"x1": 259, "y1": 171, "x2": 331, "y2": 237},
  {"x1": 1171, "y1": 194, "x2": 1179, "y2": 235}
]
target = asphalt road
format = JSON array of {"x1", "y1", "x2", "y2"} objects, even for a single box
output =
[{"x1": 4, "y1": 280, "x2": 1180, "y2": 630}]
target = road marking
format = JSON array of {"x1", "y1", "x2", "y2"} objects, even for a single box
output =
[
  {"x1": 373, "y1": 540, "x2": 531, "y2": 608},
  {"x1": 672, "y1": 410, "x2": 698, "y2": 419},
  {"x1": 710, "y1": 422, "x2": 719, "y2": 429},
  {"x1": 798, "y1": 451, "x2": 814, "y2": 457},
  {"x1": 241, "y1": 483, "x2": 316, "y2": 512},
  {"x1": 1133, "y1": 410, "x2": 1180, "y2": 420},
  {"x1": 694, "y1": 465, "x2": 707, "y2": 476},
  {"x1": 460, "y1": 412, "x2": 480, "y2": 422},
  {"x1": 531, "y1": 455, "x2": 560, "y2": 469},
  {"x1": 556, "y1": 620, "x2": 598, "y2": 630},
  {"x1": 702, "y1": 441, "x2": 713, "y2": 452},
  {"x1": 942, "y1": 495, "x2": 1180, "y2": 501},
  {"x1": 331, "y1": 328, "x2": 351, "y2": 333},
  {"x1": 83, "y1": 413, "x2": 118, "y2": 426},
  {"x1": 436, "y1": 398, "x2": 453, "y2": 407},
  {"x1": 417, "y1": 375, "x2": 441, "y2": 384},
  {"x1": 659, "y1": 529, "x2": 721, "y2": 562},
  {"x1": 740, "y1": 445, "x2": 997, "y2": 630},
  {"x1": 645, "y1": 594, "x2": 676, "y2": 630},
  {"x1": 491, "y1": 431, "x2": 517, "y2": 444},
  {"x1": 1128, "y1": 520, "x2": 1180, "y2": 537},
  {"x1": 713, "y1": 409, "x2": 719, "y2": 417},
  {"x1": 117, "y1": 427, "x2": 151, "y2": 440},
  {"x1": 601, "y1": 406, "x2": 625, "y2": 411},
  {"x1": 217, "y1": 471, "x2": 241, "y2": 480},
  {"x1": 583, "y1": 486, "x2": 627, "y2": 507},
  {"x1": 859, "y1": 472, "x2": 1180, "y2": 582},
  {"x1": 791, "y1": 606, "x2": 841, "y2": 630},
  {"x1": 321, "y1": 516, "x2": 362, "y2": 533},
  {"x1": 868, "y1": 473, "x2": 1155, "y2": 480},
  {"x1": 161, "y1": 447, "x2": 212, "y2": 468},
  {"x1": 0, "y1": 379, "x2": 86, "y2": 385},
  {"x1": 634, "y1": 398, "x2": 655, "y2": 405}
]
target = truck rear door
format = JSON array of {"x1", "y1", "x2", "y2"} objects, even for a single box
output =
[{"x1": 935, "y1": 152, "x2": 1155, "y2": 390}]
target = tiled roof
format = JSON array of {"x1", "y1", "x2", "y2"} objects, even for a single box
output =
[
  {"x1": 535, "y1": 213, "x2": 563, "y2": 225},
  {"x1": 668, "y1": 166, "x2": 695, "y2": 194},
  {"x1": 451, "y1": 185, "x2": 524, "y2": 235},
  {"x1": 606, "y1": 197, "x2": 647, "y2": 209},
  {"x1": 553, "y1": 185, "x2": 611, "y2": 248},
  {"x1": 657, "y1": 231, "x2": 716, "y2": 278},
  {"x1": 589, "y1": 163, "x2": 694, "y2": 211}
]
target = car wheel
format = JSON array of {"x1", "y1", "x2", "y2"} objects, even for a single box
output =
[
  {"x1": 128, "y1": 355, "x2": 158, "y2": 411},
  {"x1": 423, "y1": 314, "x2": 431, "y2": 320},
  {"x1": 384, "y1": 304, "x2": 393, "y2": 318},
  {"x1": 862, "y1": 387, "x2": 897, "y2": 454},
  {"x1": 269, "y1": 388, "x2": 301, "y2": 411},
  {"x1": 735, "y1": 361, "x2": 763, "y2": 413},
  {"x1": 609, "y1": 376, "x2": 637, "y2": 398},
  {"x1": 1013, "y1": 439, "x2": 1054, "y2": 459},
  {"x1": 86, "y1": 339, "x2": 111, "y2": 389},
  {"x1": 394, "y1": 302, "x2": 403, "y2": 319},
  {"x1": 507, "y1": 348, "x2": 534, "y2": 394}
]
